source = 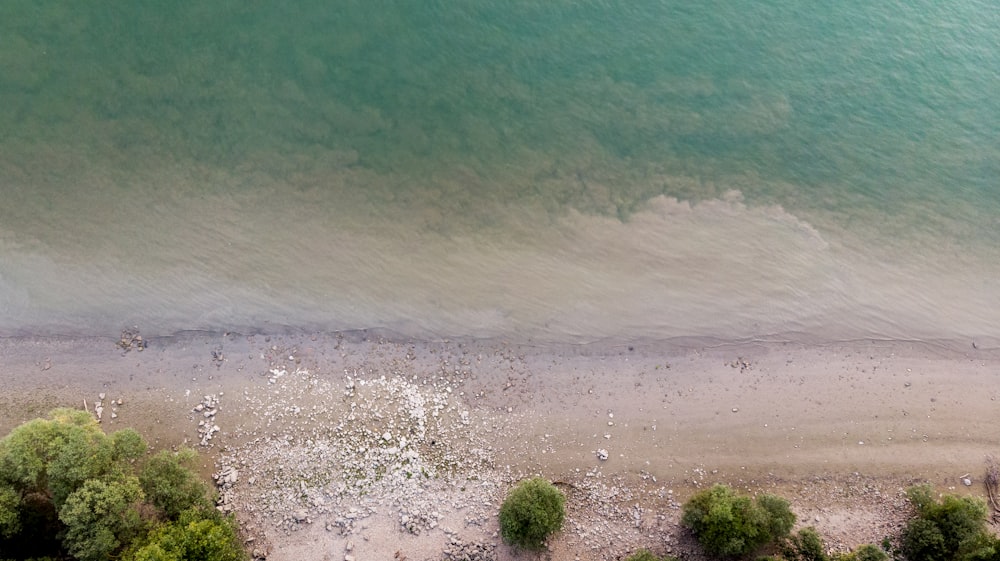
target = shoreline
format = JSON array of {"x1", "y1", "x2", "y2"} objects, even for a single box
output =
[{"x1": 1, "y1": 331, "x2": 997, "y2": 559}]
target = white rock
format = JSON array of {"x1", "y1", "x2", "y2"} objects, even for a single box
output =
[{"x1": 597, "y1": 449, "x2": 609, "y2": 461}]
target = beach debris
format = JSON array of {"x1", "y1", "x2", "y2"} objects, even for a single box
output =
[
  {"x1": 597, "y1": 448, "x2": 609, "y2": 461},
  {"x1": 118, "y1": 328, "x2": 147, "y2": 352}
]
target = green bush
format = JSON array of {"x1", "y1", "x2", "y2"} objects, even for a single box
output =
[
  {"x1": 837, "y1": 544, "x2": 889, "y2": 561},
  {"x1": 624, "y1": 549, "x2": 678, "y2": 561},
  {"x1": 128, "y1": 508, "x2": 245, "y2": 561},
  {"x1": 0, "y1": 484, "x2": 20, "y2": 539},
  {"x1": 140, "y1": 448, "x2": 212, "y2": 519},
  {"x1": 0, "y1": 409, "x2": 246, "y2": 561},
  {"x1": 901, "y1": 485, "x2": 994, "y2": 561},
  {"x1": 59, "y1": 475, "x2": 146, "y2": 561},
  {"x1": 0, "y1": 409, "x2": 143, "y2": 510},
  {"x1": 498, "y1": 477, "x2": 566, "y2": 550},
  {"x1": 681, "y1": 484, "x2": 797, "y2": 558},
  {"x1": 781, "y1": 527, "x2": 828, "y2": 561}
]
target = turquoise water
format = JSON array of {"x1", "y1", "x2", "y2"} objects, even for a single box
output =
[{"x1": 1, "y1": 1, "x2": 998, "y2": 343}]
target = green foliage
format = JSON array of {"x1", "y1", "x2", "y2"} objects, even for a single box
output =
[
  {"x1": 0, "y1": 484, "x2": 20, "y2": 539},
  {"x1": 901, "y1": 485, "x2": 994, "y2": 561},
  {"x1": 112, "y1": 429, "x2": 149, "y2": 463},
  {"x1": 0, "y1": 408, "x2": 147, "y2": 510},
  {"x1": 624, "y1": 549, "x2": 677, "y2": 561},
  {"x1": 0, "y1": 409, "x2": 244, "y2": 561},
  {"x1": 834, "y1": 544, "x2": 889, "y2": 561},
  {"x1": 128, "y1": 508, "x2": 246, "y2": 561},
  {"x1": 902, "y1": 519, "x2": 947, "y2": 561},
  {"x1": 139, "y1": 448, "x2": 211, "y2": 519},
  {"x1": 498, "y1": 477, "x2": 566, "y2": 550},
  {"x1": 781, "y1": 527, "x2": 828, "y2": 561},
  {"x1": 59, "y1": 475, "x2": 145, "y2": 561},
  {"x1": 760, "y1": 495, "x2": 797, "y2": 543},
  {"x1": 681, "y1": 484, "x2": 797, "y2": 558}
]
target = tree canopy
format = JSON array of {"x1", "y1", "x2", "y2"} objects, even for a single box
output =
[{"x1": 0, "y1": 408, "x2": 246, "y2": 561}]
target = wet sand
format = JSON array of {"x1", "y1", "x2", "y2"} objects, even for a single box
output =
[{"x1": 1, "y1": 332, "x2": 997, "y2": 559}]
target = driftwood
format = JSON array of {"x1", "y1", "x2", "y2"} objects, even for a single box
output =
[{"x1": 985, "y1": 456, "x2": 1000, "y2": 523}]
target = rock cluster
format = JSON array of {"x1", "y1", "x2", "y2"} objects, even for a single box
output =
[
  {"x1": 117, "y1": 328, "x2": 147, "y2": 352},
  {"x1": 441, "y1": 537, "x2": 497, "y2": 561},
  {"x1": 92, "y1": 392, "x2": 123, "y2": 423},
  {"x1": 214, "y1": 465, "x2": 239, "y2": 514},
  {"x1": 399, "y1": 508, "x2": 440, "y2": 535},
  {"x1": 193, "y1": 394, "x2": 221, "y2": 446},
  {"x1": 216, "y1": 359, "x2": 503, "y2": 533}
]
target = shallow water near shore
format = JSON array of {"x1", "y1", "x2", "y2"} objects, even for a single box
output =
[{"x1": 1, "y1": 1, "x2": 998, "y2": 343}]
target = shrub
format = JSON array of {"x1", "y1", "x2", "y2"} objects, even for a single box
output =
[
  {"x1": 681, "y1": 484, "x2": 796, "y2": 558},
  {"x1": 760, "y1": 494, "x2": 797, "y2": 541},
  {"x1": 901, "y1": 484, "x2": 994, "y2": 561},
  {"x1": 498, "y1": 477, "x2": 565, "y2": 550},
  {"x1": 128, "y1": 508, "x2": 246, "y2": 561},
  {"x1": 0, "y1": 409, "x2": 148, "y2": 510},
  {"x1": 59, "y1": 475, "x2": 146, "y2": 561},
  {"x1": 781, "y1": 527, "x2": 828, "y2": 561},
  {"x1": 840, "y1": 544, "x2": 889, "y2": 561},
  {"x1": 624, "y1": 548, "x2": 678, "y2": 561},
  {"x1": 0, "y1": 409, "x2": 246, "y2": 561},
  {"x1": 140, "y1": 448, "x2": 212, "y2": 519},
  {"x1": 0, "y1": 484, "x2": 20, "y2": 539}
]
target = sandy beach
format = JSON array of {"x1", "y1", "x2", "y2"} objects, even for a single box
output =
[{"x1": 1, "y1": 331, "x2": 997, "y2": 560}]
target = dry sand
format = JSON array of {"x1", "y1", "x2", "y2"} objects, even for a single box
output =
[{"x1": 1, "y1": 331, "x2": 998, "y2": 560}]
